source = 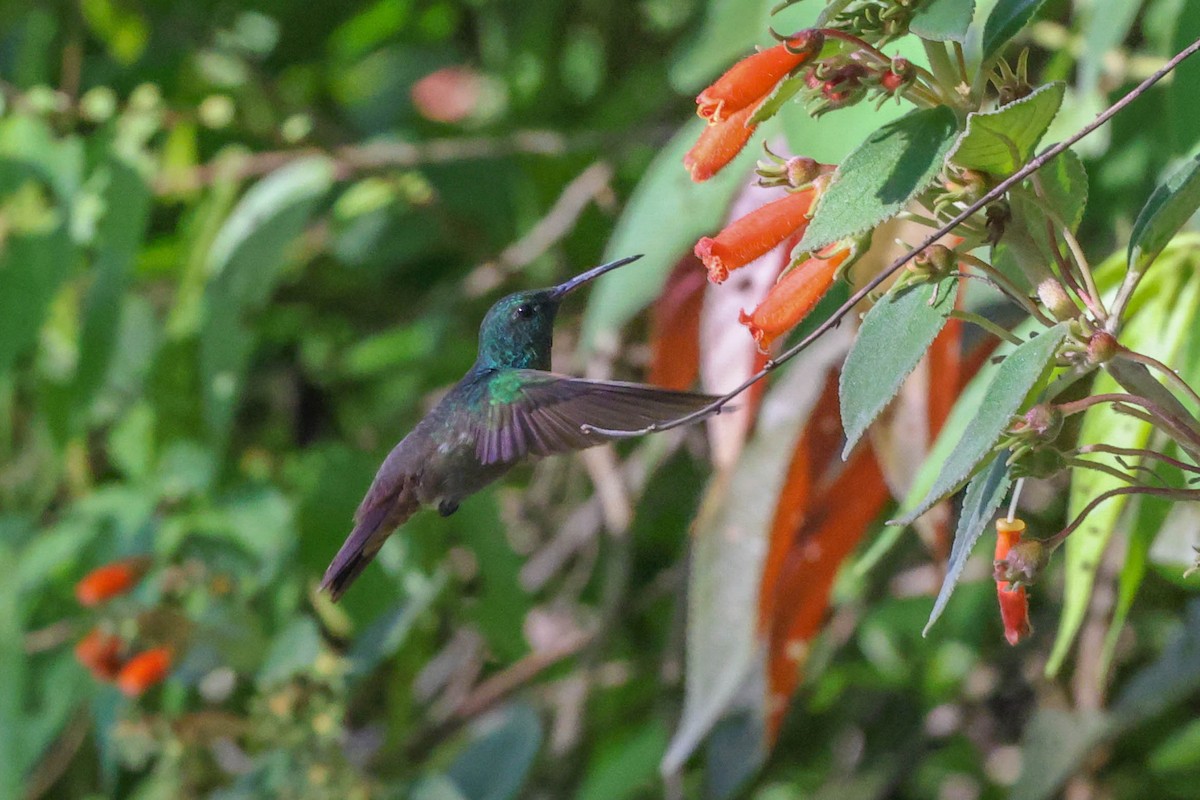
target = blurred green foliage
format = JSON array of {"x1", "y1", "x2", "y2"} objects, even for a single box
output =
[{"x1": 5, "y1": 1, "x2": 1200, "y2": 799}]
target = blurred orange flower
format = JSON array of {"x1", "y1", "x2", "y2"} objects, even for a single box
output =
[
  {"x1": 74, "y1": 628, "x2": 124, "y2": 681},
  {"x1": 116, "y1": 647, "x2": 173, "y2": 696},
  {"x1": 75, "y1": 557, "x2": 151, "y2": 607}
]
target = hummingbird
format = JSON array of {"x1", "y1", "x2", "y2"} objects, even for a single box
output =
[{"x1": 321, "y1": 255, "x2": 720, "y2": 600}]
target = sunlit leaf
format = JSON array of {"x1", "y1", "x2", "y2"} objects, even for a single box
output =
[
  {"x1": 898, "y1": 324, "x2": 1067, "y2": 524},
  {"x1": 840, "y1": 278, "x2": 955, "y2": 457},
  {"x1": 1128, "y1": 151, "x2": 1200, "y2": 275},
  {"x1": 1050, "y1": 262, "x2": 1200, "y2": 675},
  {"x1": 950, "y1": 82, "x2": 1065, "y2": 176},
  {"x1": 923, "y1": 454, "x2": 1010, "y2": 636},
  {"x1": 910, "y1": 0, "x2": 975, "y2": 42},
  {"x1": 797, "y1": 107, "x2": 958, "y2": 252},
  {"x1": 982, "y1": 0, "x2": 1049, "y2": 62}
]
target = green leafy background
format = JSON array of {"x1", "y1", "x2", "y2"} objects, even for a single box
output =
[{"x1": 5, "y1": 1, "x2": 1200, "y2": 799}]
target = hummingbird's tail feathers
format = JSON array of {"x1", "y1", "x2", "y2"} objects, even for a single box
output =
[
  {"x1": 321, "y1": 488, "x2": 418, "y2": 602},
  {"x1": 477, "y1": 371, "x2": 723, "y2": 464}
]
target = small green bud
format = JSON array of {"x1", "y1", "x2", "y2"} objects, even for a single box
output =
[
  {"x1": 198, "y1": 94, "x2": 235, "y2": 129},
  {"x1": 1037, "y1": 279, "x2": 1077, "y2": 322},
  {"x1": 80, "y1": 86, "x2": 118, "y2": 122}
]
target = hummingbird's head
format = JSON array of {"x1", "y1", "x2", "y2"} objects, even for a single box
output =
[{"x1": 475, "y1": 255, "x2": 642, "y2": 370}]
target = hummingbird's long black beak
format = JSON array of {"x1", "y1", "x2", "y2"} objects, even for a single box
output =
[{"x1": 549, "y1": 254, "x2": 643, "y2": 300}]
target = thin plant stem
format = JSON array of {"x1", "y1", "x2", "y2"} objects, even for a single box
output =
[
  {"x1": 955, "y1": 253, "x2": 1056, "y2": 325},
  {"x1": 1117, "y1": 349, "x2": 1200, "y2": 411},
  {"x1": 1079, "y1": 443, "x2": 1200, "y2": 476},
  {"x1": 1049, "y1": 485, "x2": 1200, "y2": 548},
  {"x1": 579, "y1": 36, "x2": 1200, "y2": 440},
  {"x1": 949, "y1": 309, "x2": 1024, "y2": 345},
  {"x1": 1029, "y1": 176, "x2": 1107, "y2": 320}
]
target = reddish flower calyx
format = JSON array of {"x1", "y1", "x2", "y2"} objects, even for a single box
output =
[
  {"x1": 695, "y1": 187, "x2": 818, "y2": 283},
  {"x1": 1087, "y1": 331, "x2": 1119, "y2": 364},
  {"x1": 696, "y1": 30, "x2": 824, "y2": 124},
  {"x1": 994, "y1": 518, "x2": 1032, "y2": 646},
  {"x1": 75, "y1": 556, "x2": 152, "y2": 607},
  {"x1": 75, "y1": 628, "x2": 125, "y2": 681},
  {"x1": 684, "y1": 103, "x2": 759, "y2": 182},
  {"x1": 116, "y1": 647, "x2": 173, "y2": 697},
  {"x1": 739, "y1": 243, "x2": 852, "y2": 351}
]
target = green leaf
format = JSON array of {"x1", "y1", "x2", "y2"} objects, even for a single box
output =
[
  {"x1": 0, "y1": 225, "x2": 74, "y2": 375},
  {"x1": 950, "y1": 82, "x2": 1065, "y2": 176},
  {"x1": 923, "y1": 454, "x2": 1011, "y2": 636},
  {"x1": 0, "y1": 543, "x2": 24, "y2": 797},
  {"x1": 200, "y1": 156, "x2": 333, "y2": 446},
  {"x1": 840, "y1": 279, "x2": 955, "y2": 457},
  {"x1": 1049, "y1": 263, "x2": 1200, "y2": 674},
  {"x1": 581, "y1": 118, "x2": 768, "y2": 350},
  {"x1": 1034, "y1": 148, "x2": 1089, "y2": 232},
  {"x1": 447, "y1": 703, "x2": 542, "y2": 800},
  {"x1": 1128, "y1": 152, "x2": 1200, "y2": 275},
  {"x1": 257, "y1": 617, "x2": 321, "y2": 687},
  {"x1": 74, "y1": 158, "x2": 152, "y2": 415},
  {"x1": 797, "y1": 107, "x2": 958, "y2": 253},
  {"x1": 1017, "y1": 597, "x2": 1200, "y2": 797},
  {"x1": 910, "y1": 0, "x2": 975, "y2": 42},
  {"x1": 347, "y1": 570, "x2": 446, "y2": 678},
  {"x1": 578, "y1": 722, "x2": 668, "y2": 800},
  {"x1": 668, "y1": 0, "x2": 781, "y2": 92},
  {"x1": 896, "y1": 324, "x2": 1067, "y2": 524},
  {"x1": 662, "y1": 345, "x2": 847, "y2": 773},
  {"x1": 981, "y1": 0, "x2": 1049, "y2": 62},
  {"x1": 1011, "y1": 709, "x2": 1112, "y2": 800}
]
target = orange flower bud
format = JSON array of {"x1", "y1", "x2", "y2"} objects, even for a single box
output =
[
  {"x1": 684, "y1": 103, "x2": 758, "y2": 183},
  {"x1": 116, "y1": 647, "x2": 172, "y2": 697},
  {"x1": 738, "y1": 244, "x2": 850, "y2": 350},
  {"x1": 694, "y1": 188, "x2": 817, "y2": 283},
  {"x1": 74, "y1": 627, "x2": 124, "y2": 681},
  {"x1": 75, "y1": 557, "x2": 151, "y2": 607},
  {"x1": 994, "y1": 518, "x2": 1032, "y2": 646},
  {"x1": 696, "y1": 30, "x2": 824, "y2": 124}
]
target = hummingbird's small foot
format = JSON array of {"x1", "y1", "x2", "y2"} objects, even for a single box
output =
[{"x1": 438, "y1": 500, "x2": 459, "y2": 517}]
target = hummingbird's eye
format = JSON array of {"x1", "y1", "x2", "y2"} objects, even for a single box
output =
[{"x1": 514, "y1": 304, "x2": 534, "y2": 319}]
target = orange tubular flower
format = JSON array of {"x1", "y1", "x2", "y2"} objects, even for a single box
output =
[
  {"x1": 995, "y1": 518, "x2": 1032, "y2": 645},
  {"x1": 738, "y1": 244, "x2": 850, "y2": 350},
  {"x1": 75, "y1": 556, "x2": 151, "y2": 607},
  {"x1": 684, "y1": 103, "x2": 758, "y2": 182},
  {"x1": 694, "y1": 188, "x2": 817, "y2": 283},
  {"x1": 74, "y1": 628, "x2": 124, "y2": 681},
  {"x1": 116, "y1": 647, "x2": 172, "y2": 697},
  {"x1": 696, "y1": 30, "x2": 824, "y2": 124}
]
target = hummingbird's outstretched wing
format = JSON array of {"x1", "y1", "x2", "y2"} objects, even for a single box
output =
[{"x1": 477, "y1": 370, "x2": 720, "y2": 465}]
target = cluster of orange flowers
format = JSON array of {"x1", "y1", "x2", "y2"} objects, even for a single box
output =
[
  {"x1": 73, "y1": 557, "x2": 173, "y2": 696},
  {"x1": 684, "y1": 30, "x2": 855, "y2": 352}
]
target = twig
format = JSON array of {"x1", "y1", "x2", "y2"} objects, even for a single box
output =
[
  {"x1": 1049, "y1": 484, "x2": 1200, "y2": 548},
  {"x1": 1078, "y1": 443, "x2": 1200, "y2": 476},
  {"x1": 581, "y1": 34, "x2": 1200, "y2": 440},
  {"x1": 158, "y1": 130, "x2": 593, "y2": 195},
  {"x1": 1117, "y1": 349, "x2": 1200, "y2": 411},
  {"x1": 463, "y1": 162, "x2": 615, "y2": 298}
]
